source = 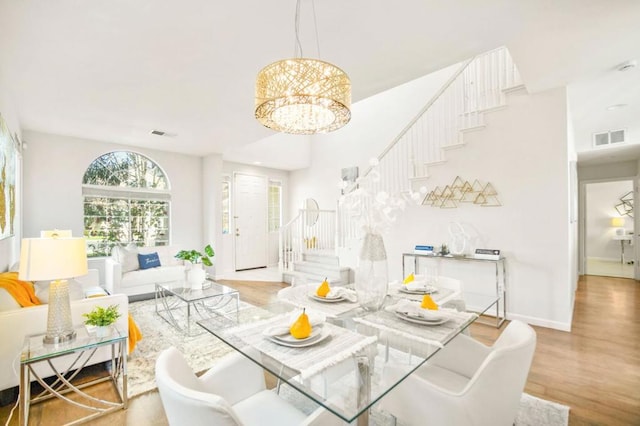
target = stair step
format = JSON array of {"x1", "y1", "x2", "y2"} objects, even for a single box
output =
[
  {"x1": 442, "y1": 142, "x2": 466, "y2": 150},
  {"x1": 302, "y1": 252, "x2": 340, "y2": 266},
  {"x1": 282, "y1": 271, "x2": 344, "y2": 286},
  {"x1": 293, "y1": 261, "x2": 349, "y2": 277},
  {"x1": 459, "y1": 124, "x2": 486, "y2": 133},
  {"x1": 502, "y1": 83, "x2": 526, "y2": 94}
]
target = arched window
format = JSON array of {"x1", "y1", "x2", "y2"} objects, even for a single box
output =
[{"x1": 82, "y1": 151, "x2": 170, "y2": 257}]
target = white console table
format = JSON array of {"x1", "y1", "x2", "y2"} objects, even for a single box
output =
[
  {"x1": 613, "y1": 235, "x2": 633, "y2": 264},
  {"x1": 402, "y1": 253, "x2": 506, "y2": 328}
]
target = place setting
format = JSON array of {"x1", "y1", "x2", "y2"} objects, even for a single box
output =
[
  {"x1": 307, "y1": 278, "x2": 358, "y2": 303},
  {"x1": 388, "y1": 297, "x2": 450, "y2": 326},
  {"x1": 397, "y1": 273, "x2": 439, "y2": 295},
  {"x1": 261, "y1": 309, "x2": 331, "y2": 348}
]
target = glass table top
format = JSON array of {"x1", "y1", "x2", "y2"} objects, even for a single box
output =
[
  {"x1": 156, "y1": 280, "x2": 239, "y2": 303},
  {"x1": 197, "y1": 291, "x2": 499, "y2": 423},
  {"x1": 22, "y1": 326, "x2": 125, "y2": 364}
]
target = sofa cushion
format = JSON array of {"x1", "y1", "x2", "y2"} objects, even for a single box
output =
[
  {"x1": 138, "y1": 252, "x2": 161, "y2": 270},
  {"x1": 139, "y1": 245, "x2": 182, "y2": 267},
  {"x1": 35, "y1": 279, "x2": 84, "y2": 304},
  {"x1": 0, "y1": 288, "x2": 21, "y2": 311},
  {"x1": 112, "y1": 243, "x2": 140, "y2": 273},
  {"x1": 121, "y1": 265, "x2": 185, "y2": 288}
]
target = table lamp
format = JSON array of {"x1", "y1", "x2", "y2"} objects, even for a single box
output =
[
  {"x1": 19, "y1": 236, "x2": 88, "y2": 344},
  {"x1": 611, "y1": 217, "x2": 625, "y2": 236}
]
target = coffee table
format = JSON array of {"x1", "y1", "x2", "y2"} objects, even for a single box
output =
[{"x1": 155, "y1": 280, "x2": 240, "y2": 336}]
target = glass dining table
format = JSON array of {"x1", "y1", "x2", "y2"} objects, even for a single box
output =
[{"x1": 197, "y1": 285, "x2": 499, "y2": 425}]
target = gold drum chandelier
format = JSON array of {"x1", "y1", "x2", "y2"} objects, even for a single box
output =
[{"x1": 255, "y1": 1, "x2": 351, "y2": 134}]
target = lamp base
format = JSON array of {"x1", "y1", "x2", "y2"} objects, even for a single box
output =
[{"x1": 43, "y1": 330, "x2": 77, "y2": 345}]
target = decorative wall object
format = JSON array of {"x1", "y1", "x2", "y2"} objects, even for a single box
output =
[
  {"x1": 422, "y1": 176, "x2": 501, "y2": 208},
  {"x1": 0, "y1": 114, "x2": 17, "y2": 240},
  {"x1": 340, "y1": 166, "x2": 359, "y2": 195},
  {"x1": 615, "y1": 191, "x2": 633, "y2": 218}
]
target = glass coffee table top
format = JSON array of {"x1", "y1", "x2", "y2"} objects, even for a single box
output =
[{"x1": 156, "y1": 280, "x2": 239, "y2": 302}]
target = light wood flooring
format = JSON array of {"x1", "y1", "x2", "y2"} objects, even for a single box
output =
[{"x1": 1, "y1": 275, "x2": 638, "y2": 425}]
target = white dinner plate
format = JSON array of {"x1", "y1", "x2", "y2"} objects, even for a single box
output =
[
  {"x1": 399, "y1": 286, "x2": 438, "y2": 295},
  {"x1": 271, "y1": 326, "x2": 323, "y2": 344},
  {"x1": 269, "y1": 329, "x2": 330, "y2": 348},
  {"x1": 309, "y1": 294, "x2": 345, "y2": 303},
  {"x1": 395, "y1": 311, "x2": 449, "y2": 326}
]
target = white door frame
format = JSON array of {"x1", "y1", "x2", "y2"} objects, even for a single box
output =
[{"x1": 578, "y1": 177, "x2": 638, "y2": 280}]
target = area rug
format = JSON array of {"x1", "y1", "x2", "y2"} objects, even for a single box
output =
[{"x1": 127, "y1": 299, "x2": 570, "y2": 425}]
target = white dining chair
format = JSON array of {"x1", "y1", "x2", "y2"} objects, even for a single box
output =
[
  {"x1": 380, "y1": 320, "x2": 536, "y2": 426},
  {"x1": 155, "y1": 346, "x2": 344, "y2": 426}
]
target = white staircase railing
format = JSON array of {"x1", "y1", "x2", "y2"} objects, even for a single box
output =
[
  {"x1": 336, "y1": 47, "x2": 522, "y2": 248},
  {"x1": 364, "y1": 47, "x2": 522, "y2": 197},
  {"x1": 279, "y1": 209, "x2": 336, "y2": 272}
]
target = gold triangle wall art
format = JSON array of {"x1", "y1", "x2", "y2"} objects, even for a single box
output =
[{"x1": 423, "y1": 177, "x2": 501, "y2": 209}]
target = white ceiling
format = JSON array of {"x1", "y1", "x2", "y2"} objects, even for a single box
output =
[{"x1": 1, "y1": 0, "x2": 639, "y2": 170}]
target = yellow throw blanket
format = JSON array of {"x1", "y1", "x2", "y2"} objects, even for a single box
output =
[
  {"x1": 0, "y1": 272, "x2": 41, "y2": 307},
  {"x1": 128, "y1": 314, "x2": 143, "y2": 354}
]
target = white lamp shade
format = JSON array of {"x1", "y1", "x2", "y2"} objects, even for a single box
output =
[{"x1": 19, "y1": 237, "x2": 88, "y2": 281}]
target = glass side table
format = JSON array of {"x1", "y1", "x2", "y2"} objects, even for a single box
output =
[
  {"x1": 19, "y1": 325, "x2": 127, "y2": 426},
  {"x1": 155, "y1": 280, "x2": 240, "y2": 336}
]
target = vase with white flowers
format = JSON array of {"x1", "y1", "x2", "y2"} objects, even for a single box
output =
[{"x1": 339, "y1": 158, "x2": 414, "y2": 311}]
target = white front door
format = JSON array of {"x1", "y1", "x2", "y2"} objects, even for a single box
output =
[{"x1": 234, "y1": 173, "x2": 268, "y2": 271}]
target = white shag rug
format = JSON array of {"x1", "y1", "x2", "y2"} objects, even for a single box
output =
[{"x1": 127, "y1": 299, "x2": 569, "y2": 425}]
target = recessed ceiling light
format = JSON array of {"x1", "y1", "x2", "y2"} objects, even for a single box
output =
[
  {"x1": 606, "y1": 104, "x2": 628, "y2": 111},
  {"x1": 253, "y1": 161, "x2": 262, "y2": 165}
]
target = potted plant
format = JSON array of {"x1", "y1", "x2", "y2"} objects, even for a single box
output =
[
  {"x1": 175, "y1": 244, "x2": 215, "y2": 289},
  {"x1": 83, "y1": 304, "x2": 121, "y2": 337}
]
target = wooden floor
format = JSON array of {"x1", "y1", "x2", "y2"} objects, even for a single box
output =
[{"x1": 1, "y1": 275, "x2": 638, "y2": 425}]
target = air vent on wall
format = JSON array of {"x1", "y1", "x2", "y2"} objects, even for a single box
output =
[
  {"x1": 593, "y1": 129, "x2": 625, "y2": 147},
  {"x1": 150, "y1": 129, "x2": 177, "y2": 137}
]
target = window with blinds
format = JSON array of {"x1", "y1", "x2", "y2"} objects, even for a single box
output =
[
  {"x1": 268, "y1": 181, "x2": 282, "y2": 232},
  {"x1": 82, "y1": 151, "x2": 170, "y2": 257}
]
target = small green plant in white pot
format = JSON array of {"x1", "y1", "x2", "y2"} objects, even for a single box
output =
[
  {"x1": 175, "y1": 244, "x2": 215, "y2": 289},
  {"x1": 83, "y1": 304, "x2": 121, "y2": 337}
]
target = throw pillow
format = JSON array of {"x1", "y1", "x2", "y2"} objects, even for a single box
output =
[
  {"x1": 138, "y1": 252, "x2": 161, "y2": 270},
  {"x1": 112, "y1": 243, "x2": 140, "y2": 273}
]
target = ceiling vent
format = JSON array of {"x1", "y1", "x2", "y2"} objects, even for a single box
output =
[
  {"x1": 150, "y1": 130, "x2": 177, "y2": 137},
  {"x1": 593, "y1": 129, "x2": 626, "y2": 147}
]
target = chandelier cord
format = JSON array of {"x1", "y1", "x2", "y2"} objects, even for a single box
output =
[{"x1": 293, "y1": 0, "x2": 321, "y2": 59}]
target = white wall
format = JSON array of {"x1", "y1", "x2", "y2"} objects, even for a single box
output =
[
  {"x1": 585, "y1": 180, "x2": 633, "y2": 260},
  {"x1": 0, "y1": 73, "x2": 22, "y2": 271},
  {"x1": 289, "y1": 62, "x2": 462, "y2": 216},
  {"x1": 21, "y1": 130, "x2": 203, "y2": 279},
  {"x1": 291, "y1": 75, "x2": 573, "y2": 329},
  {"x1": 218, "y1": 161, "x2": 289, "y2": 276}
]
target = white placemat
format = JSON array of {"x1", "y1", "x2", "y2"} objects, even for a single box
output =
[
  {"x1": 278, "y1": 285, "x2": 360, "y2": 318},
  {"x1": 223, "y1": 313, "x2": 378, "y2": 379},
  {"x1": 353, "y1": 308, "x2": 477, "y2": 347}
]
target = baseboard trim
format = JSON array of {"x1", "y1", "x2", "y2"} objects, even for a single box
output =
[{"x1": 507, "y1": 312, "x2": 571, "y2": 332}]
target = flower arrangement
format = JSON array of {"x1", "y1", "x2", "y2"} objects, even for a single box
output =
[{"x1": 339, "y1": 158, "x2": 421, "y2": 235}]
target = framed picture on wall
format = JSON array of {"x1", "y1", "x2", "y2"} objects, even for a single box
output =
[{"x1": 0, "y1": 114, "x2": 17, "y2": 240}]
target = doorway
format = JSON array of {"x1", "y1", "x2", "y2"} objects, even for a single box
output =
[
  {"x1": 584, "y1": 180, "x2": 634, "y2": 279},
  {"x1": 233, "y1": 172, "x2": 268, "y2": 271}
]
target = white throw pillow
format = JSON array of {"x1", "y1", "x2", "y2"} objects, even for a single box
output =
[
  {"x1": 35, "y1": 279, "x2": 84, "y2": 304},
  {"x1": 112, "y1": 243, "x2": 140, "y2": 273}
]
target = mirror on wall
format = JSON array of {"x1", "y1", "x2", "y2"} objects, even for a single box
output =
[{"x1": 304, "y1": 198, "x2": 319, "y2": 226}]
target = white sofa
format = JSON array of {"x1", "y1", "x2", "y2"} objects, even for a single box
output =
[
  {"x1": 104, "y1": 245, "x2": 186, "y2": 297},
  {"x1": 0, "y1": 269, "x2": 129, "y2": 393}
]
